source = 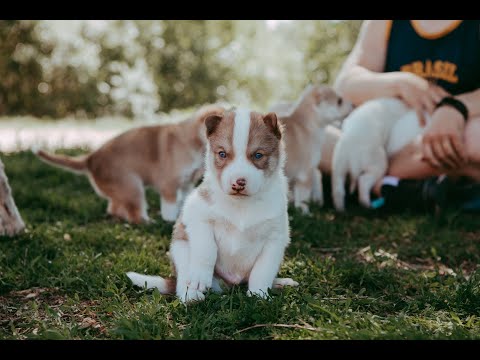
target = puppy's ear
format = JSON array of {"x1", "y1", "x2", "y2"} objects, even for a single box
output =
[
  {"x1": 205, "y1": 114, "x2": 223, "y2": 137},
  {"x1": 263, "y1": 112, "x2": 282, "y2": 140},
  {"x1": 313, "y1": 85, "x2": 328, "y2": 104},
  {"x1": 313, "y1": 84, "x2": 335, "y2": 103}
]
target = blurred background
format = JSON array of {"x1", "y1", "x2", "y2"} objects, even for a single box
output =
[{"x1": 0, "y1": 20, "x2": 362, "y2": 151}]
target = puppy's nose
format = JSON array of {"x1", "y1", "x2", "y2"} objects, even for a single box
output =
[
  {"x1": 236, "y1": 178, "x2": 246, "y2": 187},
  {"x1": 232, "y1": 178, "x2": 246, "y2": 191}
]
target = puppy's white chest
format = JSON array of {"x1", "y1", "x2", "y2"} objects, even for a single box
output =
[
  {"x1": 311, "y1": 129, "x2": 325, "y2": 165},
  {"x1": 212, "y1": 219, "x2": 270, "y2": 285},
  {"x1": 214, "y1": 222, "x2": 259, "y2": 256}
]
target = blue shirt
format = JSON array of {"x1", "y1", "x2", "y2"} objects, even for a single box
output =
[{"x1": 384, "y1": 20, "x2": 480, "y2": 95}]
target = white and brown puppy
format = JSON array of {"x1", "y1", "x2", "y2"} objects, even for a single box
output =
[
  {"x1": 331, "y1": 97, "x2": 425, "y2": 211},
  {"x1": 0, "y1": 158, "x2": 25, "y2": 236},
  {"x1": 271, "y1": 85, "x2": 352, "y2": 213},
  {"x1": 127, "y1": 108, "x2": 298, "y2": 303},
  {"x1": 34, "y1": 105, "x2": 224, "y2": 224}
]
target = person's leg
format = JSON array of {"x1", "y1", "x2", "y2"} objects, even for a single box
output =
[
  {"x1": 375, "y1": 116, "x2": 480, "y2": 192},
  {"x1": 319, "y1": 123, "x2": 462, "y2": 199},
  {"x1": 318, "y1": 123, "x2": 456, "y2": 210},
  {"x1": 373, "y1": 116, "x2": 480, "y2": 210},
  {"x1": 370, "y1": 138, "x2": 444, "y2": 196},
  {"x1": 318, "y1": 119, "x2": 480, "y2": 210},
  {"x1": 461, "y1": 116, "x2": 480, "y2": 179}
]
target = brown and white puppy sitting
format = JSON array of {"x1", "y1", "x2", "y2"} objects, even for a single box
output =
[
  {"x1": 0, "y1": 158, "x2": 25, "y2": 236},
  {"x1": 34, "y1": 105, "x2": 224, "y2": 224},
  {"x1": 270, "y1": 84, "x2": 352, "y2": 213},
  {"x1": 127, "y1": 108, "x2": 298, "y2": 303}
]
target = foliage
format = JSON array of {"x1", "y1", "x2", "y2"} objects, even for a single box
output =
[{"x1": 0, "y1": 20, "x2": 362, "y2": 119}]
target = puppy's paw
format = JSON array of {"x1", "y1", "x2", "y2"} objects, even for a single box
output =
[
  {"x1": 333, "y1": 198, "x2": 346, "y2": 212},
  {"x1": 247, "y1": 288, "x2": 271, "y2": 299},
  {"x1": 0, "y1": 218, "x2": 25, "y2": 237},
  {"x1": 273, "y1": 278, "x2": 299, "y2": 289},
  {"x1": 311, "y1": 189, "x2": 324, "y2": 206},
  {"x1": 359, "y1": 193, "x2": 372, "y2": 210},
  {"x1": 313, "y1": 197, "x2": 324, "y2": 208},
  {"x1": 159, "y1": 212, "x2": 177, "y2": 223},
  {"x1": 298, "y1": 203, "x2": 310, "y2": 215},
  {"x1": 178, "y1": 286, "x2": 206, "y2": 303},
  {"x1": 160, "y1": 200, "x2": 180, "y2": 222},
  {"x1": 186, "y1": 269, "x2": 212, "y2": 293},
  {"x1": 142, "y1": 216, "x2": 154, "y2": 224}
]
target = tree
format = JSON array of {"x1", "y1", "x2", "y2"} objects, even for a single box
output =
[
  {"x1": 302, "y1": 20, "x2": 362, "y2": 85},
  {"x1": 0, "y1": 20, "x2": 51, "y2": 116},
  {"x1": 136, "y1": 20, "x2": 236, "y2": 112},
  {"x1": 0, "y1": 20, "x2": 363, "y2": 119}
]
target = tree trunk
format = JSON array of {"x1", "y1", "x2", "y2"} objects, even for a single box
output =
[{"x1": 0, "y1": 158, "x2": 25, "y2": 236}]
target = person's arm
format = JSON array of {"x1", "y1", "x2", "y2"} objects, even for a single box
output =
[
  {"x1": 456, "y1": 88, "x2": 480, "y2": 118},
  {"x1": 334, "y1": 20, "x2": 447, "y2": 117},
  {"x1": 421, "y1": 88, "x2": 480, "y2": 169},
  {"x1": 334, "y1": 20, "x2": 394, "y2": 104}
]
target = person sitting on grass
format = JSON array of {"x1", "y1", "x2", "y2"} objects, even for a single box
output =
[{"x1": 319, "y1": 20, "x2": 480, "y2": 212}]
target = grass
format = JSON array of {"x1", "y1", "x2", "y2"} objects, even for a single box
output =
[{"x1": 1, "y1": 150, "x2": 480, "y2": 340}]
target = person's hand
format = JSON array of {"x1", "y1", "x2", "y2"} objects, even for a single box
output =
[
  {"x1": 420, "y1": 105, "x2": 467, "y2": 169},
  {"x1": 390, "y1": 72, "x2": 450, "y2": 126}
]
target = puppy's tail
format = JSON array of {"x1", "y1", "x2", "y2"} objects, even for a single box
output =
[
  {"x1": 33, "y1": 148, "x2": 88, "y2": 175},
  {"x1": 126, "y1": 272, "x2": 176, "y2": 295}
]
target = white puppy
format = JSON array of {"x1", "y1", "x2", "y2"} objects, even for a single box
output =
[
  {"x1": 332, "y1": 97, "x2": 418, "y2": 211},
  {"x1": 127, "y1": 108, "x2": 298, "y2": 303}
]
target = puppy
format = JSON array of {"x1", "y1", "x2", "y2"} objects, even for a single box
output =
[
  {"x1": 127, "y1": 108, "x2": 298, "y2": 303},
  {"x1": 0, "y1": 158, "x2": 25, "y2": 236},
  {"x1": 386, "y1": 107, "x2": 430, "y2": 156},
  {"x1": 270, "y1": 84, "x2": 352, "y2": 213},
  {"x1": 34, "y1": 105, "x2": 224, "y2": 223},
  {"x1": 332, "y1": 97, "x2": 416, "y2": 211}
]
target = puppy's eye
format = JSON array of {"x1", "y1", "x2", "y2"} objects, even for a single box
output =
[
  {"x1": 337, "y1": 98, "x2": 343, "y2": 106},
  {"x1": 254, "y1": 152, "x2": 263, "y2": 160},
  {"x1": 218, "y1": 151, "x2": 227, "y2": 158}
]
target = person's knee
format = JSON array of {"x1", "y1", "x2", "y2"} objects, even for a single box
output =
[
  {"x1": 386, "y1": 141, "x2": 421, "y2": 177},
  {"x1": 466, "y1": 147, "x2": 480, "y2": 165},
  {"x1": 465, "y1": 117, "x2": 480, "y2": 165}
]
